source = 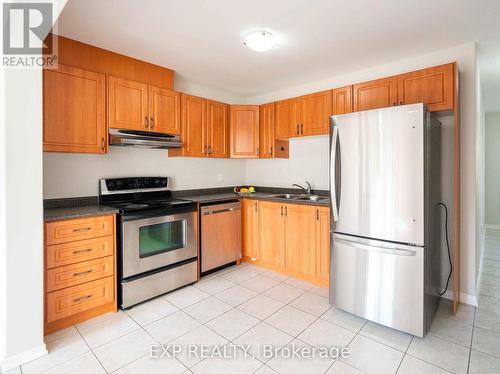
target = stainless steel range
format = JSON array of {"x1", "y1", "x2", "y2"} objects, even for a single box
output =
[{"x1": 99, "y1": 177, "x2": 198, "y2": 309}]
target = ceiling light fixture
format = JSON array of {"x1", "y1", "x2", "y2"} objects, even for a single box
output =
[{"x1": 243, "y1": 31, "x2": 277, "y2": 52}]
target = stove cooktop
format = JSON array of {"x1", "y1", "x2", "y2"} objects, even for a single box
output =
[{"x1": 103, "y1": 198, "x2": 194, "y2": 214}]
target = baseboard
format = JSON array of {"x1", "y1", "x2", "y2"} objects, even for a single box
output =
[
  {"x1": 0, "y1": 343, "x2": 47, "y2": 371},
  {"x1": 441, "y1": 290, "x2": 478, "y2": 306}
]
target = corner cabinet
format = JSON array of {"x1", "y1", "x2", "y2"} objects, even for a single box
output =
[
  {"x1": 43, "y1": 65, "x2": 107, "y2": 154},
  {"x1": 108, "y1": 76, "x2": 180, "y2": 134},
  {"x1": 230, "y1": 105, "x2": 260, "y2": 158}
]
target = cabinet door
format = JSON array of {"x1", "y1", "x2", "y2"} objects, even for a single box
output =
[
  {"x1": 259, "y1": 102, "x2": 274, "y2": 158},
  {"x1": 149, "y1": 86, "x2": 180, "y2": 134},
  {"x1": 242, "y1": 199, "x2": 259, "y2": 259},
  {"x1": 353, "y1": 76, "x2": 398, "y2": 112},
  {"x1": 332, "y1": 86, "x2": 353, "y2": 115},
  {"x1": 180, "y1": 94, "x2": 207, "y2": 157},
  {"x1": 316, "y1": 207, "x2": 331, "y2": 281},
  {"x1": 275, "y1": 98, "x2": 300, "y2": 139},
  {"x1": 207, "y1": 100, "x2": 229, "y2": 158},
  {"x1": 397, "y1": 63, "x2": 454, "y2": 112},
  {"x1": 299, "y1": 90, "x2": 332, "y2": 136},
  {"x1": 284, "y1": 204, "x2": 316, "y2": 276},
  {"x1": 230, "y1": 105, "x2": 259, "y2": 158},
  {"x1": 108, "y1": 76, "x2": 149, "y2": 131},
  {"x1": 258, "y1": 201, "x2": 285, "y2": 267},
  {"x1": 43, "y1": 65, "x2": 106, "y2": 154}
]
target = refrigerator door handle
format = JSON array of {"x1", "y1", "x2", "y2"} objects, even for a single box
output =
[
  {"x1": 330, "y1": 124, "x2": 339, "y2": 221},
  {"x1": 335, "y1": 236, "x2": 417, "y2": 256}
]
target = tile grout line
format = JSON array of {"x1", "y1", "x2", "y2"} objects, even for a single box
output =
[
  {"x1": 466, "y1": 306, "x2": 476, "y2": 374},
  {"x1": 74, "y1": 325, "x2": 109, "y2": 374},
  {"x1": 395, "y1": 335, "x2": 414, "y2": 373}
]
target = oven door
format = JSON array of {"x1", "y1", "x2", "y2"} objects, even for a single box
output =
[{"x1": 122, "y1": 211, "x2": 198, "y2": 278}]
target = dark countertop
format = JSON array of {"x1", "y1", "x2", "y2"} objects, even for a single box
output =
[
  {"x1": 43, "y1": 187, "x2": 330, "y2": 221},
  {"x1": 180, "y1": 192, "x2": 331, "y2": 207},
  {"x1": 44, "y1": 205, "x2": 119, "y2": 222}
]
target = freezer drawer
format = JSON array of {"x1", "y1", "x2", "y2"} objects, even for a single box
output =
[
  {"x1": 201, "y1": 201, "x2": 242, "y2": 272},
  {"x1": 331, "y1": 233, "x2": 425, "y2": 336}
]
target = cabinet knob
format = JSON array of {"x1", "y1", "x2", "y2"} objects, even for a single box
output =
[
  {"x1": 150, "y1": 117, "x2": 155, "y2": 129},
  {"x1": 296, "y1": 125, "x2": 299, "y2": 134},
  {"x1": 300, "y1": 124, "x2": 303, "y2": 134},
  {"x1": 145, "y1": 116, "x2": 149, "y2": 129}
]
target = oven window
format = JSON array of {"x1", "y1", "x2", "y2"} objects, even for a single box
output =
[{"x1": 139, "y1": 220, "x2": 186, "y2": 258}]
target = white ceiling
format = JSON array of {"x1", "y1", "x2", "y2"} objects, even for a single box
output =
[{"x1": 57, "y1": 0, "x2": 500, "y2": 98}]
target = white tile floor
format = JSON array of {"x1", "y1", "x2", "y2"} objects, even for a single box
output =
[{"x1": 5, "y1": 237, "x2": 500, "y2": 373}]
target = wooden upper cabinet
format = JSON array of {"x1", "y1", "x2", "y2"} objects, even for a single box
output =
[
  {"x1": 108, "y1": 76, "x2": 148, "y2": 131},
  {"x1": 299, "y1": 90, "x2": 333, "y2": 136},
  {"x1": 258, "y1": 201, "x2": 285, "y2": 267},
  {"x1": 353, "y1": 76, "x2": 398, "y2": 112},
  {"x1": 332, "y1": 86, "x2": 353, "y2": 115},
  {"x1": 207, "y1": 100, "x2": 229, "y2": 158},
  {"x1": 242, "y1": 199, "x2": 259, "y2": 260},
  {"x1": 44, "y1": 65, "x2": 107, "y2": 154},
  {"x1": 284, "y1": 204, "x2": 316, "y2": 276},
  {"x1": 397, "y1": 63, "x2": 454, "y2": 112},
  {"x1": 149, "y1": 86, "x2": 180, "y2": 134},
  {"x1": 275, "y1": 98, "x2": 300, "y2": 139},
  {"x1": 259, "y1": 103, "x2": 290, "y2": 159},
  {"x1": 179, "y1": 94, "x2": 207, "y2": 157},
  {"x1": 315, "y1": 207, "x2": 331, "y2": 281},
  {"x1": 230, "y1": 105, "x2": 260, "y2": 158}
]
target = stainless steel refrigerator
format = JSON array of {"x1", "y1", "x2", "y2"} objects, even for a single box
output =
[{"x1": 329, "y1": 103, "x2": 442, "y2": 337}]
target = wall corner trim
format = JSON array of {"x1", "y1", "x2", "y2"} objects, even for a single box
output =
[
  {"x1": 0, "y1": 343, "x2": 47, "y2": 371},
  {"x1": 441, "y1": 290, "x2": 478, "y2": 307}
]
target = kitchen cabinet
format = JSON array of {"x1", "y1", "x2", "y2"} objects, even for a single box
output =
[
  {"x1": 275, "y1": 98, "x2": 300, "y2": 139},
  {"x1": 315, "y1": 207, "x2": 331, "y2": 281},
  {"x1": 299, "y1": 90, "x2": 333, "y2": 136},
  {"x1": 230, "y1": 105, "x2": 260, "y2": 158},
  {"x1": 170, "y1": 95, "x2": 229, "y2": 158},
  {"x1": 207, "y1": 100, "x2": 229, "y2": 157},
  {"x1": 397, "y1": 63, "x2": 454, "y2": 112},
  {"x1": 149, "y1": 86, "x2": 180, "y2": 134},
  {"x1": 108, "y1": 76, "x2": 180, "y2": 134},
  {"x1": 332, "y1": 86, "x2": 353, "y2": 115},
  {"x1": 242, "y1": 199, "x2": 259, "y2": 259},
  {"x1": 284, "y1": 204, "x2": 316, "y2": 276},
  {"x1": 43, "y1": 65, "x2": 106, "y2": 154},
  {"x1": 353, "y1": 76, "x2": 398, "y2": 112},
  {"x1": 44, "y1": 214, "x2": 117, "y2": 334},
  {"x1": 258, "y1": 201, "x2": 285, "y2": 267},
  {"x1": 259, "y1": 103, "x2": 289, "y2": 159}
]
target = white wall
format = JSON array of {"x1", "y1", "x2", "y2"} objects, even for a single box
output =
[
  {"x1": 475, "y1": 64, "x2": 485, "y2": 293},
  {"x1": 0, "y1": 68, "x2": 47, "y2": 371},
  {"x1": 485, "y1": 112, "x2": 500, "y2": 225},
  {"x1": 44, "y1": 148, "x2": 247, "y2": 198},
  {"x1": 245, "y1": 43, "x2": 478, "y2": 302}
]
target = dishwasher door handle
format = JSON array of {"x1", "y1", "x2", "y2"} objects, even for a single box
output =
[{"x1": 202, "y1": 207, "x2": 240, "y2": 215}]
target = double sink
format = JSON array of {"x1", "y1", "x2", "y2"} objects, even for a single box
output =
[{"x1": 270, "y1": 193, "x2": 328, "y2": 203}]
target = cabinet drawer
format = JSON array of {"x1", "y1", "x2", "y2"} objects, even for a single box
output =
[
  {"x1": 46, "y1": 215, "x2": 115, "y2": 245},
  {"x1": 46, "y1": 236, "x2": 114, "y2": 269},
  {"x1": 46, "y1": 276, "x2": 114, "y2": 323},
  {"x1": 46, "y1": 256, "x2": 114, "y2": 292}
]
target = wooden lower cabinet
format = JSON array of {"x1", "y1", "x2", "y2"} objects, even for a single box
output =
[
  {"x1": 284, "y1": 204, "x2": 316, "y2": 276},
  {"x1": 45, "y1": 214, "x2": 117, "y2": 334},
  {"x1": 258, "y1": 201, "x2": 285, "y2": 267},
  {"x1": 243, "y1": 200, "x2": 330, "y2": 286},
  {"x1": 242, "y1": 199, "x2": 259, "y2": 259}
]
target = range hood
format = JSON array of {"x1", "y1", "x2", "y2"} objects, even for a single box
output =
[{"x1": 109, "y1": 128, "x2": 182, "y2": 149}]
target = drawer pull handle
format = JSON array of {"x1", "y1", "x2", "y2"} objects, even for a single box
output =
[
  {"x1": 72, "y1": 227, "x2": 92, "y2": 233},
  {"x1": 73, "y1": 294, "x2": 93, "y2": 303},
  {"x1": 73, "y1": 248, "x2": 92, "y2": 255},
  {"x1": 73, "y1": 270, "x2": 93, "y2": 277}
]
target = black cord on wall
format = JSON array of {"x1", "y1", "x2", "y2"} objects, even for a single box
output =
[{"x1": 438, "y1": 202, "x2": 452, "y2": 296}]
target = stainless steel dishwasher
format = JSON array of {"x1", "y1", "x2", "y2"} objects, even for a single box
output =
[{"x1": 201, "y1": 201, "x2": 242, "y2": 273}]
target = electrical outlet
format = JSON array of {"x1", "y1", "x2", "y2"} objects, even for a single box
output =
[{"x1": 217, "y1": 173, "x2": 224, "y2": 182}]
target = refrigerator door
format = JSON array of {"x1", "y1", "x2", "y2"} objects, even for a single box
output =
[
  {"x1": 331, "y1": 233, "x2": 425, "y2": 337},
  {"x1": 330, "y1": 104, "x2": 425, "y2": 246}
]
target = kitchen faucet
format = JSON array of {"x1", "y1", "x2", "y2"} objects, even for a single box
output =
[{"x1": 293, "y1": 181, "x2": 312, "y2": 197}]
